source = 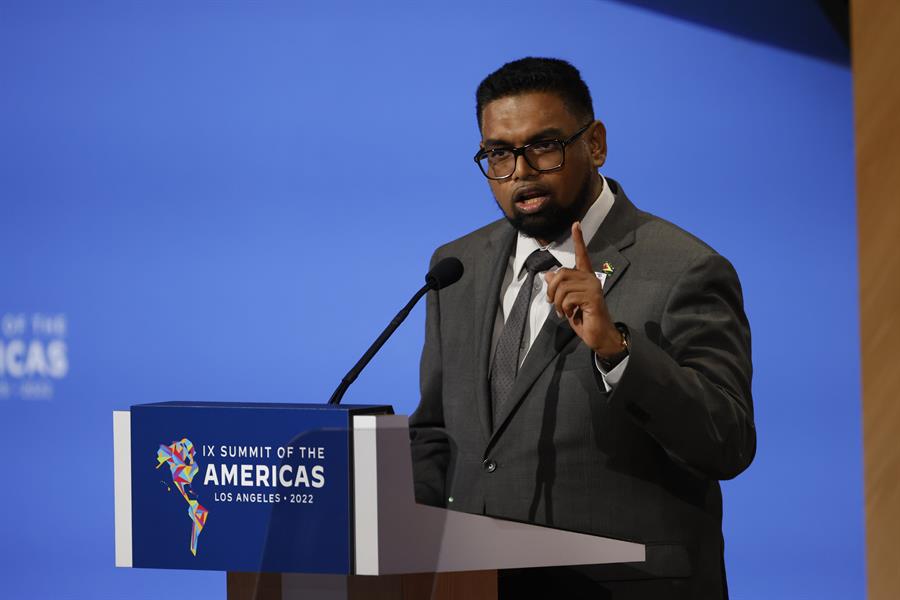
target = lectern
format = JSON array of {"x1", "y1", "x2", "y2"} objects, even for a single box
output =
[{"x1": 114, "y1": 402, "x2": 644, "y2": 599}]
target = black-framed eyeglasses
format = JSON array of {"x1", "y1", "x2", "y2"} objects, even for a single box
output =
[{"x1": 473, "y1": 122, "x2": 593, "y2": 180}]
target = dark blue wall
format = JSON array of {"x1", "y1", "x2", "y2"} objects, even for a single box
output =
[
  {"x1": 0, "y1": 2, "x2": 861, "y2": 598},
  {"x1": 610, "y1": 0, "x2": 849, "y2": 64}
]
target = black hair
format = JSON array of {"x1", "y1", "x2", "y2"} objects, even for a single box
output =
[{"x1": 475, "y1": 57, "x2": 595, "y2": 130}]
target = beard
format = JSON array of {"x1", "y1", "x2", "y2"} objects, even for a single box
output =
[{"x1": 501, "y1": 173, "x2": 595, "y2": 242}]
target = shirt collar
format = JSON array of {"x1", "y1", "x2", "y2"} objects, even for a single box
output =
[{"x1": 512, "y1": 174, "x2": 615, "y2": 278}]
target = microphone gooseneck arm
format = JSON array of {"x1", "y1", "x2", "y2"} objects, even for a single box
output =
[
  {"x1": 327, "y1": 256, "x2": 463, "y2": 406},
  {"x1": 327, "y1": 283, "x2": 430, "y2": 405}
]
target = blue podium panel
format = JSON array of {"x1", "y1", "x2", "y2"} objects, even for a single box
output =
[{"x1": 129, "y1": 402, "x2": 391, "y2": 573}]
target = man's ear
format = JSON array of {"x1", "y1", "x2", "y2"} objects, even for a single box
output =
[{"x1": 589, "y1": 120, "x2": 607, "y2": 168}]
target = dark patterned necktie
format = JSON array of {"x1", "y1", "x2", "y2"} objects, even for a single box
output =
[{"x1": 490, "y1": 249, "x2": 560, "y2": 428}]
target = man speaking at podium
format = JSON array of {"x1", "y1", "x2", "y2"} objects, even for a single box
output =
[{"x1": 409, "y1": 57, "x2": 754, "y2": 599}]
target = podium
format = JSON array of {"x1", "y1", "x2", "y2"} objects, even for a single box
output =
[{"x1": 114, "y1": 402, "x2": 644, "y2": 599}]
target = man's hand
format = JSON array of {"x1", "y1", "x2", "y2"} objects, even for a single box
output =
[{"x1": 544, "y1": 222, "x2": 623, "y2": 357}]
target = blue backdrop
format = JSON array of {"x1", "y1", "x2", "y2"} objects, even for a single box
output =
[{"x1": 0, "y1": 2, "x2": 861, "y2": 598}]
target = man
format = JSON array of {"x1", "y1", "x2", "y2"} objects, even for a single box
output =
[{"x1": 409, "y1": 57, "x2": 754, "y2": 599}]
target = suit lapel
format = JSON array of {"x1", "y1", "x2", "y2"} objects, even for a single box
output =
[
  {"x1": 486, "y1": 181, "x2": 638, "y2": 443},
  {"x1": 474, "y1": 224, "x2": 516, "y2": 442},
  {"x1": 587, "y1": 178, "x2": 638, "y2": 297},
  {"x1": 591, "y1": 238, "x2": 630, "y2": 296}
]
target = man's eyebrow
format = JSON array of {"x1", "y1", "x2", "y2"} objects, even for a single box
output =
[
  {"x1": 482, "y1": 128, "x2": 567, "y2": 148},
  {"x1": 481, "y1": 137, "x2": 513, "y2": 148}
]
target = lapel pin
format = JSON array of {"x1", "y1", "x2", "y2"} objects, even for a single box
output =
[{"x1": 601, "y1": 261, "x2": 614, "y2": 275}]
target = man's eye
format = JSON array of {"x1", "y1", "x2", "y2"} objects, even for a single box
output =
[
  {"x1": 530, "y1": 141, "x2": 557, "y2": 153},
  {"x1": 488, "y1": 149, "x2": 512, "y2": 159}
]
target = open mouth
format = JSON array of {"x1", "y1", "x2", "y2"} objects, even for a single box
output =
[{"x1": 514, "y1": 187, "x2": 551, "y2": 214}]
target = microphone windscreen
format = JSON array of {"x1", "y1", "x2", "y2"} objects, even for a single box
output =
[{"x1": 425, "y1": 257, "x2": 464, "y2": 290}]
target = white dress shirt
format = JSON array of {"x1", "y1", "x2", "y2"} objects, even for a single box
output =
[{"x1": 490, "y1": 174, "x2": 629, "y2": 391}]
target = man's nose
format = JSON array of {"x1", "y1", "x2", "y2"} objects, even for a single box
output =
[{"x1": 511, "y1": 153, "x2": 538, "y2": 180}]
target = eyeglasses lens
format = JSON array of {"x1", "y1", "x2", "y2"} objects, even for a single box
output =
[{"x1": 478, "y1": 142, "x2": 564, "y2": 179}]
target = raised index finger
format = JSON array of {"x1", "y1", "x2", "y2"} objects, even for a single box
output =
[{"x1": 572, "y1": 221, "x2": 593, "y2": 272}]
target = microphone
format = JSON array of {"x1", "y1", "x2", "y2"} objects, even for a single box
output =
[
  {"x1": 425, "y1": 256, "x2": 464, "y2": 290},
  {"x1": 327, "y1": 257, "x2": 464, "y2": 405}
]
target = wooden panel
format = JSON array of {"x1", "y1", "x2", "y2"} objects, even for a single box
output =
[
  {"x1": 852, "y1": 1, "x2": 900, "y2": 599},
  {"x1": 395, "y1": 571, "x2": 497, "y2": 600},
  {"x1": 227, "y1": 572, "x2": 281, "y2": 600},
  {"x1": 227, "y1": 570, "x2": 497, "y2": 600}
]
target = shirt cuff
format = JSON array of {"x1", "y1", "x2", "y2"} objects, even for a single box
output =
[{"x1": 594, "y1": 354, "x2": 630, "y2": 392}]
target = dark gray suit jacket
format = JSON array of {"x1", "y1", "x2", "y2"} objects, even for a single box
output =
[{"x1": 409, "y1": 179, "x2": 754, "y2": 599}]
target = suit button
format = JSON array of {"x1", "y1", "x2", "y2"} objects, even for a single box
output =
[{"x1": 483, "y1": 459, "x2": 497, "y2": 473}]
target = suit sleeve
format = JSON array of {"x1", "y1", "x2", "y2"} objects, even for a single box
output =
[
  {"x1": 408, "y1": 252, "x2": 450, "y2": 507},
  {"x1": 610, "y1": 252, "x2": 755, "y2": 480}
]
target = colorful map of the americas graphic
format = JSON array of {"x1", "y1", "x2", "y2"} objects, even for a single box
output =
[{"x1": 156, "y1": 438, "x2": 209, "y2": 555}]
